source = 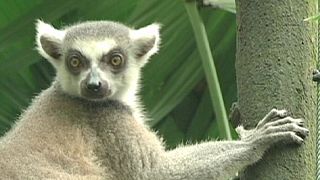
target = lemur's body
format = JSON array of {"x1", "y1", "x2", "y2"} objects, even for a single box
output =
[
  {"x1": 0, "y1": 83, "x2": 163, "y2": 179},
  {"x1": 0, "y1": 21, "x2": 309, "y2": 180}
]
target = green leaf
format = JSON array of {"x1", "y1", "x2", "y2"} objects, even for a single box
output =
[{"x1": 184, "y1": 1, "x2": 232, "y2": 139}]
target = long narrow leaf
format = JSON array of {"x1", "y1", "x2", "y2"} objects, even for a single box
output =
[{"x1": 184, "y1": 1, "x2": 232, "y2": 140}]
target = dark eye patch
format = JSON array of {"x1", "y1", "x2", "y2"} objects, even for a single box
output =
[
  {"x1": 65, "y1": 49, "x2": 90, "y2": 75},
  {"x1": 100, "y1": 47, "x2": 127, "y2": 73}
]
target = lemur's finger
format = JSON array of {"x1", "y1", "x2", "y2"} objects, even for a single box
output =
[
  {"x1": 264, "y1": 117, "x2": 304, "y2": 128},
  {"x1": 264, "y1": 131, "x2": 304, "y2": 145},
  {"x1": 263, "y1": 123, "x2": 309, "y2": 138},
  {"x1": 257, "y1": 109, "x2": 288, "y2": 129}
]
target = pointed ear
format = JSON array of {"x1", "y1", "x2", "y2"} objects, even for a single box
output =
[
  {"x1": 130, "y1": 23, "x2": 161, "y2": 64},
  {"x1": 36, "y1": 20, "x2": 65, "y2": 63}
]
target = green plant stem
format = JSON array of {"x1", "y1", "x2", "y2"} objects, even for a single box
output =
[{"x1": 184, "y1": 1, "x2": 232, "y2": 140}]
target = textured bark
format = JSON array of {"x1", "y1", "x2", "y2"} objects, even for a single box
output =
[{"x1": 235, "y1": 0, "x2": 317, "y2": 179}]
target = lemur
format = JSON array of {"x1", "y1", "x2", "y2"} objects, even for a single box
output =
[{"x1": 0, "y1": 20, "x2": 309, "y2": 180}]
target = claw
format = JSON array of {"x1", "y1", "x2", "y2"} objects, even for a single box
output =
[
  {"x1": 295, "y1": 126, "x2": 309, "y2": 139},
  {"x1": 312, "y1": 69, "x2": 320, "y2": 82},
  {"x1": 305, "y1": 129, "x2": 310, "y2": 136},
  {"x1": 295, "y1": 119, "x2": 304, "y2": 127},
  {"x1": 295, "y1": 131, "x2": 308, "y2": 139},
  {"x1": 294, "y1": 135, "x2": 304, "y2": 144}
]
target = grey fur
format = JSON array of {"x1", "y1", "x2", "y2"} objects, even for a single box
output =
[
  {"x1": 0, "y1": 21, "x2": 309, "y2": 180},
  {"x1": 64, "y1": 21, "x2": 131, "y2": 48}
]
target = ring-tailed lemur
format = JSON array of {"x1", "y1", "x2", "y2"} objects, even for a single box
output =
[{"x1": 0, "y1": 20, "x2": 309, "y2": 180}]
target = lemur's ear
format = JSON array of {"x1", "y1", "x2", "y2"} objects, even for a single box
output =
[
  {"x1": 36, "y1": 20, "x2": 65, "y2": 63},
  {"x1": 130, "y1": 23, "x2": 161, "y2": 65}
]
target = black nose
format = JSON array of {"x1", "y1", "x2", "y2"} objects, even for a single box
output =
[{"x1": 86, "y1": 81, "x2": 102, "y2": 92}]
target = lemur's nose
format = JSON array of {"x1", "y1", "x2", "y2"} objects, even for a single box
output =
[{"x1": 86, "y1": 81, "x2": 102, "y2": 92}]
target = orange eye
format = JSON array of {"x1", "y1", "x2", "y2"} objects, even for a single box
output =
[
  {"x1": 70, "y1": 57, "x2": 81, "y2": 68},
  {"x1": 110, "y1": 54, "x2": 123, "y2": 67}
]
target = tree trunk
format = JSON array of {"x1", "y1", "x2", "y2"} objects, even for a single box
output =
[{"x1": 235, "y1": 0, "x2": 317, "y2": 179}]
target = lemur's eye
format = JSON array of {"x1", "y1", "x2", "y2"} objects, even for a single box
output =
[
  {"x1": 69, "y1": 57, "x2": 81, "y2": 68},
  {"x1": 109, "y1": 54, "x2": 124, "y2": 68},
  {"x1": 66, "y1": 50, "x2": 89, "y2": 75}
]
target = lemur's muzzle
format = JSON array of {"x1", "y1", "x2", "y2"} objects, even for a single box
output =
[
  {"x1": 86, "y1": 80, "x2": 102, "y2": 92},
  {"x1": 80, "y1": 69, "x2": 110, "y2": 99}
]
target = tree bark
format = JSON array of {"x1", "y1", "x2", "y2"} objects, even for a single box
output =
[{"x1": 235, "y1": 0, "x2": 317, "y2": 179}]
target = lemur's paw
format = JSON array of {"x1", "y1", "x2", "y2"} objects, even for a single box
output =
[
  {"x1": 238, "y1": 109, "x2": 308, "y2": 148},
  {"x1": 259, "y1": 117, "x2": 308, "y2": 145}
]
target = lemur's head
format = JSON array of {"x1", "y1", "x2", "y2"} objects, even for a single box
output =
[{"x1": 36, "y1": 20, "x2": 160, "y2": 102}]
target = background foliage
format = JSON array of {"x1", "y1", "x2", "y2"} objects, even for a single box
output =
[{"x1": 0, "y1": 0, "x2": 236, "y2": 148}]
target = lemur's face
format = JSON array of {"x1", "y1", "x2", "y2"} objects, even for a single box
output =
[
  {"x1": 36, "y1": 21, "x2": 160, "y2": 101},
  {"x1": 60, "y1": 39, "x2": 131, "y2": 100}
]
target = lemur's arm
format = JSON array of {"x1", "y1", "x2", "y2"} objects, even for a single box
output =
[
  {"x1": 152, "y1": 109, "x2": 308, "y2": 180},
  {"x1": 162, "y1": 141, "x2": 256, "y2": 180}
]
